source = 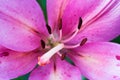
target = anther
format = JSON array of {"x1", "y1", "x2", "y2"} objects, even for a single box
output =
[
  {"x1": 80, "y1": 38, "x2": 87, "y2": 46},
  {"x1": 62, "y1": 17, "x2": 83, "y2": 43},
  {"x1": 78, "y1": 17, "x2": 83, "y2": 29},
  {"x1": 46, "y1": 24, "x2": 52, "y2": 34},
  {"x1": 61, "y1": 53, "x2": 66, "y2": 60},
  {"x1": 58, "y1": 19, "x2": 62, "y2": 30},
  {"x1": 41, "y1": 40, "x2": 45, "y2": 49}
]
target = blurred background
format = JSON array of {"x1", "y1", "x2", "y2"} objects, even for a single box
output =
[{"x1": 11, "y1": 0, "x2": 120, "y2": 80}]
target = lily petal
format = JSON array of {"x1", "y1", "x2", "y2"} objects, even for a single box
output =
[
  {"x1": 47, "y1": 0, "x2": 69, "y2": 31},
  {"x1": 70, "y1": 42, "x2": 120, "y2": 80},
  {"x1": 0, "y1": 0, "x2": 47, "y2": 51},
  {"x1": 47, "y1": 0, "x2": 113, "y2": 37},
  {"x1": 61, "y1": 0, "x2": 101, "y2": 37},
  {"x1": 67, "y1": 0, "x2": 120, "y2": 44},
  {"x1": 29, "y1": 57, "x2": 81, "y2": 80},
  {"x1": 0, "y1": 45, "x2": 38, "y2": 80}
]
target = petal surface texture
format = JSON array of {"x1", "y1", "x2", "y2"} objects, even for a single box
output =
[
  {"x1": 29, "y1": 57, "x2": 81, "y2": 80},
  {"x1": 68, "y1": 0, "x2": 120, "y2": 44},
  {"x1": 47, "y1": 0, "x2": 100, "y2": 36},
  {"x1": 0, "y1": 45, "x2": 38, "y2": 80},
  {"x1": 47, "y1": 0, "x2": 120, "y2": 42},
  {"x1": 0, "y1": 0, "x2": 47, "y2": 51},
  {"x1": 70, "y1": 42, "x2": 120, "y2": 80}
]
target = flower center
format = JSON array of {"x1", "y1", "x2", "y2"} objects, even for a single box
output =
[
  {"x1": 38, "y1": 43, "x2": 64, "y2": 66},
  {"x1": 38, "y1": 17, "x2": 87, "y2": 66}
]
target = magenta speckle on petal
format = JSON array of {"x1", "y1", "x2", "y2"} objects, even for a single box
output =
[
  {"x1": 113, "y1": 76, "x2": 117, "y2": 78},
  {"x1": 116, "y1": 55, "x2": 120, "y2": 60},
  {"x1": 113, "y1": 75, "x2": 120, "y2": 79},
  {"x1": 116, "y1": 63, "x2": 120, "y2": 66},
  {"x1": 0, "y1": 52, "x2": 9, "y2": 57}
]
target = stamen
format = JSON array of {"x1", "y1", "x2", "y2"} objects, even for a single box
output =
[
  {"x1": 38, "y1": 43, "x2": 64, "y2": 66},
  {"x1": 80, "y1": 38, "x2": 87, "y2": 46},
  {"x1": 46, "y1": 24, "x2": 52, "y2": 34},
  {"x1": 57, "y1": 52, "x2": 66, "y2": 60},
  {"x1": 57, "y1": 52, "x2": 62, "y2": 57},
  {"x1": 59, "y1": 30, "x2": 62, "y2": 41},
  {"x1": 64, "y1": 43, "x2": 80, "y2": 48},
  {"x1": 49, "y1": 34, "x2": 56, "y2": 41},
  {"x1": 58, "y1": 19, "x2": 62, "y2": 30},
  {"x1": 61, "y1": 53, "x2": 66, "y2": 60},
  {"x1": 45, "y1": 25, "x2": 55, "y2": 41},
  {"x1": 61, "y1": 29, "x2": 79, "y2": 43},
  {"x1": 41, "y1": 40, "x2": 45, "y2": 49},
  {"x1": 64, "y1": 38, "x2": 87, "y2": 49},
  {"x1": 58, "y1": 19, "x2": 62, "y2": 41},
  {"x1": 61, "y1": 17, "x2": 83, "y2": 43},
  {"x1": 78, "y1": 17, "x2": 83, "y2": 29}
]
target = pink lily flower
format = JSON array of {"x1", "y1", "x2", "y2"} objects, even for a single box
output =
[{"x1": 0, "y1": 0, "x2": 120, "y2": 80}]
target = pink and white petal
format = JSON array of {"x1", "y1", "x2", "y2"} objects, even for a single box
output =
[
  {"x1": 29, "y1": 57, "x2": 81, "y2": 80},
  {"x1": 0, "y1": 0, "x2": 48, "y2": 52},
  {"x1": 70, "y1": 42, "x2": 120, "y2": 80},
  {"x1": 67, "y1": 0, "x2": 120, "y2": 44},
  {"x1": 47, "y1": 0, "x2": 111, "y2": 37},
  {"x1": 62, "y1": 0, "x2": 102, "y2": 37},
  {"x1": 47, "y1": 0, "x2": 69, "y2": 31},
  {"x1": 0, "y1": 45, "x2": 38, "y2": 80},
  {"x1": 82, "y1": 0, "x2": 116, "y2": 25},
  {"x1": 0, "y1": 17, "x2": 40, "y2": 52},
  {"x1": 0, "y1": 0, "x2": 48, "y2": 36}
]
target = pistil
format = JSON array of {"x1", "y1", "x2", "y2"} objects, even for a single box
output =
[{"x1": 38, "y1": 43, "x2": 64, "y2": 66}]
